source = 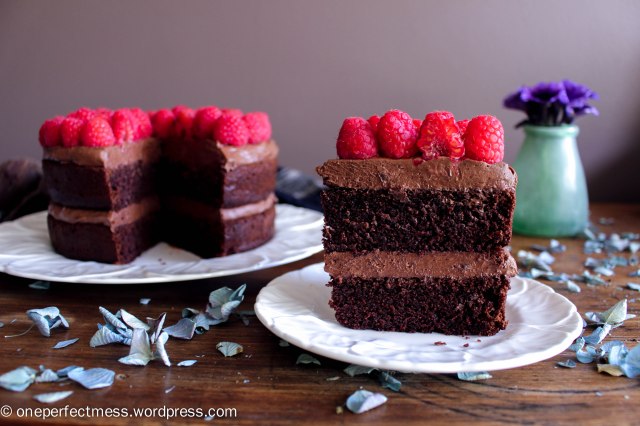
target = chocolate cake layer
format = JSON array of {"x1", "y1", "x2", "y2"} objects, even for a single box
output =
[
  {"x1": 162, "y1": 158, "x2": 277, "y2": 208},
  {"x1": 43, "y1": 160, "x2": 158, "y2": 210},
  {"x1": 329, "y1": 275, "x2": 510, "y2": 335},
  {"x1": 317, "y1": 158, "x2": 516, "y2": 191},
  {"x1": 162, "y1": 138, "x2": 278, "y2": 208},
  {"x1": 47, "y1": 213, "x2": 160, "y2": 264},
  {"x1": 163, "y1": 202, "x2": 276, "y2": 258},
  {"x1": 325, "y1": 249, "x2": 517, "y2": 279},
  {"x1": 322, "y1": 187, "x2": 515, "y2": 253}
]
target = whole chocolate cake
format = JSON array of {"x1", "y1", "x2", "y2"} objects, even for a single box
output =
[
  {"x1": 317, "y1": 110, "x2": 517, "y2": 336},
  {"x1": 40, "y1": 106, "x2": 277, "y2": 264}
]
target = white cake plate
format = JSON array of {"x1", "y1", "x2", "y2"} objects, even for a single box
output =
[
  {"x1": 0, "y1": 204, "x2": 323, "y2": 284},
  {"x1": 255, "y1": 263, "x2": 584, "y2": 373}
]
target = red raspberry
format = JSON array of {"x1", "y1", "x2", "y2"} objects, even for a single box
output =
[
  {"x1": 68, "y1": 107, "x2": 97, "y2": 123},
  {"x1": 151, "y1": 109, "x2": 175, "y2": 139},
  {"x1": 172, "y1": 106, "x2": 196, "y2": 139},
  {"x1": 172, "y1": 105, "x2": 189, "y2": 115},
  {"x1": 213, "y1": 114, "x2": 250, "y2": 146},
  {"x1": 416, "y1": 111, "x2": 464, "y2": 160},
  {"x1": 95, "y1": 108, "x2": 113, "y2": 120},
  {"x1": 129, "y1": 108, "x2": 152, "y2": 139},
  {"x1": 456, "y1": 119, "x2": 470, "y2": 135},
  {"x1": 243, "y1": 112, "x2": 272, "y2": 143},
  {"x1": 463, "y1": 115, "x2": 504, "y2": 164},
  {"x1": 377, "y1": 109, "x2": 418, "y2": 158},
  {"x1": 413, "y1": 118, "x2": 422, "y2": 131},
  {"x1": 193, "y1": 106, "x2": 222, "y2": 139},
  {"x1": 367, "y1": 115, "x2": 380, "y2": 133},
  {"x1": 39, "y1": 116, "x2": 65, "y2": 147},
  {"x1": 38, "y1": 116, "x2": 65, "y2": 147},
  {"x1": 111, "y1": 109, "x2": 136, "y2": 144},
  {"x1": 60, "y1": 117, "x2": 85, "y2": 147},
  {"x1": 221, "y1": 108, "x2": 243, "y2": 117},
  {"x1": 81, "y1": 116, "x2": 116, "y2": 147},
  {"x1": 336, "y1": 117, "x2": 377, "y2": 159}
]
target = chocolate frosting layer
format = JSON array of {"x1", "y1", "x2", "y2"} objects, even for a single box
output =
[
  {"x1": 164, "y1": 193, "x2": 277, "y2": 221},
  {"x1": 324, "y1": 249, "x2": 517, "y2": 279},
  {"x1": 162, "y1": 139, "x2": 278, "y2": 171},
  {"x1": 43, "y1": 138, "x2": 161, "y2": 168},
  {"x1": 221, "y1": 193, "x2": 277, "y2": 220},
  {"x1": 220, "y1": 140, "x2": 278, "y2": 171},
  {"x1": 48, "y1": 193, "x2": 276, "y2": 228},
  {"x1": 44, "y1": 139, "x2": 278, "y2": 171},
  {"x1": 317, "y1": 158, "x2": 517, "y2": 190},
  {"x1": 48, "y1": 197, "x2": 160, "y2": 230}
]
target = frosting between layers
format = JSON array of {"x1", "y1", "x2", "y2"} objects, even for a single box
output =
[
  {"x1": 324, "y1": 249, "x2": 517, "y2": 279},
  {"x1": 317, "y1": 158, "x2": 517, "y2": 190},
  {"x1": 48, "y1": 193, "x2": 276, "y2": 229},
  {"x1": 43, "y1": 138, "x2": 160, "y2": 168},
  {"x1": 221, "y1": 193, "x2": 277, "y2": 220},
  {"x1": 48, "y1": 197, "x2": 161, "y2": 229},
  {"x1": 164, "y1": 193, "x2": 277, "y2": 221}
]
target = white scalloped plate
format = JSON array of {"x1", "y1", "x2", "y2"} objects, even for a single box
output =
[
  {"x1": 255, "y1": 263, "x2": 583, "y2": 373},
  {"x1": 0, "y1": 205, "x2": 323, "y2": 284}
]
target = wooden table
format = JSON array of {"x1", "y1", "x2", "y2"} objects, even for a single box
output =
[{"x1": 0, "y1": 204, "x2": 639, "y2": 425}]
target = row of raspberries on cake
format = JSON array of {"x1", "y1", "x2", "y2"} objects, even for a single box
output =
[
  {"x1": 39, "y1": 106, "x2": 272, "y2": 148},
  {"x1": 337, "y1": 110, "x2": 504, "y2": 164}
]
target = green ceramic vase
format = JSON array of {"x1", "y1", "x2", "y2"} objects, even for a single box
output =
[{"x1": 512, "y1": 125, "x2": 588, "y2": 237}]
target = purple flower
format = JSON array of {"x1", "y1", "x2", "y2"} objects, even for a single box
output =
[
  {"x1": 503, "y1": 86, "x2": 529, "y2": 111},
  {"x1": 562, "y1": 79, "x2": 599, "y2": 118},
  {"x1": 529, "y1": 81, "x2": 570, "y2": 105},
  {"x1": 503, "y1": 80, "x2": 598, "y2": 126},
  {"x1": 563, "y1": 80, "x2": 598, "y2": 107}
]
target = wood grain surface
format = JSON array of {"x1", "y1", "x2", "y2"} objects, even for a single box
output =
[{"x1": 0, "y1": 204, "x2": 639, "y2": 425}]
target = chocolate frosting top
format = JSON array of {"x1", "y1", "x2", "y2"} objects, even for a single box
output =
[
  {"x1": 316, "y1": 157, "x2": 517, "y2": 190},
  {"x1": 325, "y1": 249, "x2": 517, "y2": 279},
  {"x1": 43, "y1": 138, "x2": 161, "y2": 168},
  {"x1": 44, "y1": 139, "x2": 278, "y2": 171},
  {"x1": 220, "y1": 140, "x2": 278, "y2": 170},
  {"x1": 162, "y1": 138, "x2": 278, "y2": 171}
]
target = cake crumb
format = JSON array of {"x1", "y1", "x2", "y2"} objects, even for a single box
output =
[
  {"x1": 463, "y1": 343, "x2": 469, "y2": 348},
  {"x1": 434, "y1": 341, "x2": 447, "y2": 346}
]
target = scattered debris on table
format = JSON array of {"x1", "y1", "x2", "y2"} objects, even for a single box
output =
[
  {"x1": 28, "y1": 281, "x2": 50, "y2": 290},
  {"x1": 52, "y1": 337, "x2": 79, "y2": 349},
  {"x1": 457, "y1": 371, "x2": 493, "y2": 381},
  {"x1": 217, "y1": 341, "x2": 244, "y2": 357},
  {"x1": 296, "y1": 353, "x2": 321, "y2": 366},
  {"x1": 345, "y1": 389, "x2": 387, "y2": 414}
]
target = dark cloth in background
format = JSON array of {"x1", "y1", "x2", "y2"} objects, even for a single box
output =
[
  {"x1": 275, "y1": 167, "x2": 323, "y2": 212},
  {"x1": 0, "y1": 159, "x2": 49, "y2": 222}
]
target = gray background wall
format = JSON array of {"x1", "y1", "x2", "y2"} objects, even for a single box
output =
[{"x1": 1, "y1": 0, "x2": 639, "y2": 201}]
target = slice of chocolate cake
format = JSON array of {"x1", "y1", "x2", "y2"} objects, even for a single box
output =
[
  {"x1": 40, "y1": 106, "x2": 277, "y2": 264},
  {"x1": 43, "y1": 118, "x2": 162, "y2": 264},
  {"x1": 317, "y1": 110, "x2": 517, "y2": 336}
]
